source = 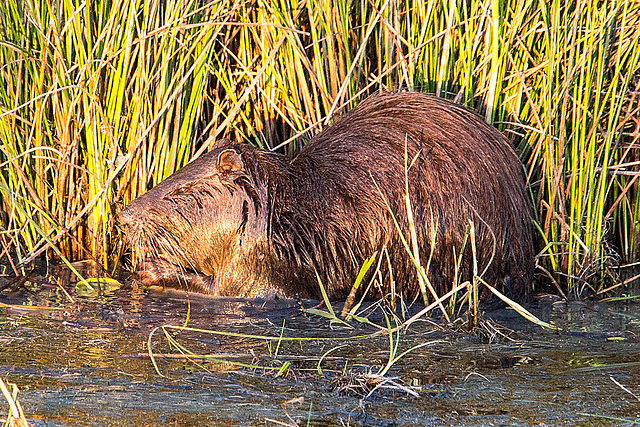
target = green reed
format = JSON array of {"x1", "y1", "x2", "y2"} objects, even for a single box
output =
[
  {"x1": 0, "y1": 0, "x2": 223, "y2": 271},
  {"x1": 1, "y1": 0, "x2": 639, "y2": 296}
]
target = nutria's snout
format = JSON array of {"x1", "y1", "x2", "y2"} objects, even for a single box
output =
[
  {"x1": 118, "y1": 200, "x2": 173, "y2": 264},
  {"x1": 118, "y1": 204, "x2": 154, "y2": 270},
  {"x1": 118, "y1": 206, "x2": 134, "y2": 232},
  {"x1": 118, "y1": 204, "x2": 145, "y2": 251},
  {"x1": 119, "y1": 197, "x2": 157, "y2": 229},
  {"x1": 118, "y1": 200, "x2": 154, "y2": 238},
  {"x1": 119, "y1": 201, "x2": 220, "y2": 294}
]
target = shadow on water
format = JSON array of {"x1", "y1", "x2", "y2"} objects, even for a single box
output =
[{"x1": 1, "y1": 275, "x2": 639, "y2": 426}]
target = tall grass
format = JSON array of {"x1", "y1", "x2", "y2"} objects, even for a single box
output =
[
  {"x1": 0, "y1": 0, "x2": 223, "y2": 271},
  {"x1": 1, "y1": 0, "x2": 639, "y2": 296}
]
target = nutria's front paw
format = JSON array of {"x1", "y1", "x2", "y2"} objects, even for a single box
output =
[
  {"x1": 133, "y1": 258, "x2": 179, "y2": 286},
  {"x1": 133, "y1": 258, "x2": 218, "y2": 294}
]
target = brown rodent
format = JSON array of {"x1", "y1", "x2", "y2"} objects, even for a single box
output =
[{"x1": 119, "y1": 91, "x2": 534, "y2": 302}]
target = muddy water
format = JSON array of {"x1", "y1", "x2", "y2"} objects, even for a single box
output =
[{"x1": 1, "y1": 282, "x2": 639, "y2": 426}]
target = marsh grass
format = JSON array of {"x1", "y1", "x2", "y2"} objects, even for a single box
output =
[
  {"x1": 0, "y1": 377, "x2": 30, "y2": 427},
  {"x1": 1, "y1": 0, "x2": 639, "y2": 298},
  {"x1": 147, "y1": 314, "x2": 444, "y2": 398}
]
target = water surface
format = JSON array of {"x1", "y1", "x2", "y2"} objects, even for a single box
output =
[{"x1": 1, "y1": 282, "x2": 639, "y2": 426}]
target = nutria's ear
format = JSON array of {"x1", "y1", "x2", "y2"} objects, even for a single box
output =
[{"x1": 217, "y1": 149, "x2": 244, "y2": 172}]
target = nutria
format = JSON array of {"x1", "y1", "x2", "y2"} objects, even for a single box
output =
[{"x1": 119, "y1": 91, "x2": 534, "y2": 302}]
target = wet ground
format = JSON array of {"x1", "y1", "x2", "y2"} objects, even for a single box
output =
[{"x1": 1, "y1": 279, "x2": 639, "y2": 426}]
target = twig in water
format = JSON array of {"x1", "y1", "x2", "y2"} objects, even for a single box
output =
[{"x1": 610, "y1": 376, "x2": 640, "y2": 401}]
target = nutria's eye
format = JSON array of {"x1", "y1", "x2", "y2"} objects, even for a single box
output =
[{"x1": 164, "y1": 185, "x2": 191, "y2": 200}]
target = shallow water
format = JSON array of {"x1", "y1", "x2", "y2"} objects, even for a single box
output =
[{"x1": 1, "y1": 281, "x2": 639, "y2": 426}]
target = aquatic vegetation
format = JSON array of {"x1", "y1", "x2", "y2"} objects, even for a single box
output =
[
  {"x1": 0, "y1": 377, "x2": 31, "y2": 427},
  {"x1": 147, "y1": 312, "x2": 446, "y2": 399}
]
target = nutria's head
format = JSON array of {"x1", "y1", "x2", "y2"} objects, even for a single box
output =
[{"x1": 119, "y1": 144, "x2": 268, "y2": 290}]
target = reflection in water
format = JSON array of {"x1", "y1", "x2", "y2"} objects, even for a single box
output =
[{"x1": 0, "y1": 283, "x2": 639, "y2": 426}]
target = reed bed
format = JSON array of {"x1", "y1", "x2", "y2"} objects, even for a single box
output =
[{"x1": 1, "y1": 0, "x2": 639, "y2": 297}]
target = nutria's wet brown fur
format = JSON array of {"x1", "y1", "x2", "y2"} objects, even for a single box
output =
[{"x1": 120, "y1": 92, "x2": 534, "y2": 301}]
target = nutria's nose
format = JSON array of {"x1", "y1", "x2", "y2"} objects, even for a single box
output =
[{"x1": 118, "y1": 206, "x2": 134, "y2": 229}]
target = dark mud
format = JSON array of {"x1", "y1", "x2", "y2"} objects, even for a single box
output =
[{"x1": 1, "y1": 281, "x2": 639, "y2": 426}]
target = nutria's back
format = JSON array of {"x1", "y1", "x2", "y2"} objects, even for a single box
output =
[{"x1": 120, "y1": 91, "x2": 534, "y2": 301}]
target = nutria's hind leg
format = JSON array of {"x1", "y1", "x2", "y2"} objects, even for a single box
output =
[{"x1": 132, "y1": 257, "x2": 218, "y2": 294}]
